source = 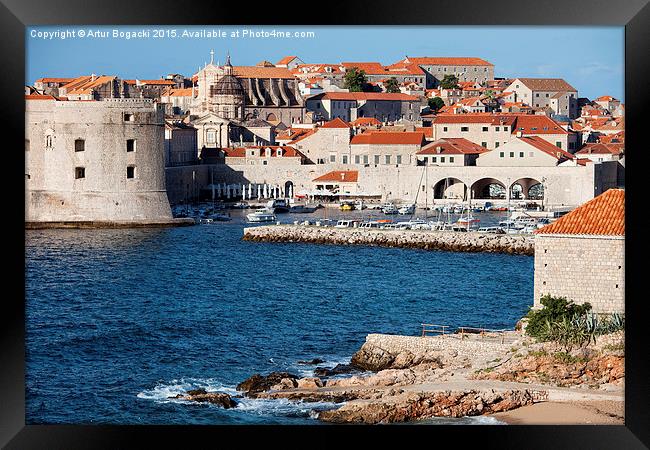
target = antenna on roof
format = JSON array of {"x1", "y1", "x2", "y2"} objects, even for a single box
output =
[{"x1": 209, "y1": 49, "x2": 214, "y2": 65}]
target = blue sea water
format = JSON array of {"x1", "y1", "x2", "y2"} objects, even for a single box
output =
[{"x1": 25, "y1": 209, "x2": 533, "y2": 425}]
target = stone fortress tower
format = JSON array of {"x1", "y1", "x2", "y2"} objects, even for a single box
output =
[{"x1": 25, "y1": 97, "x2": 184, "y2": 226}]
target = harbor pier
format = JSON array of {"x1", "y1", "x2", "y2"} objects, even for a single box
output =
[{"x1": 243, "y1": 224, "x2": 534, "y2": 255}]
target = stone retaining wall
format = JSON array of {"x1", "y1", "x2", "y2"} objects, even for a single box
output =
[
  {"x1": 364, "y1": 333, "x2": 513, "y2": 363},
  {"x1": 243, "y1": 225, "x2": 534, "y2": 255}
]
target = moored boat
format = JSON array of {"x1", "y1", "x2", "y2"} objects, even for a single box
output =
[{"x1": 247, "y1": 208, "x2": 277, "y2": 223}]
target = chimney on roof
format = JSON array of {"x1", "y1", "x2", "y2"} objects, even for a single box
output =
[
  {"x1": 91, "y1": 73, "x2": 96, "y2": 82},
  {"x1": 516, "y1": 131, "x2": 523, "y2": 137},
  {"x1": 436, "y1": 146, "x2": 442, "y2": 153},
  {"x1": 341, "y1": 173, "x2": 345, "y2": 180}
]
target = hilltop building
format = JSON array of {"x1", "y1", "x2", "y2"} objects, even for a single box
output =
[
  {"x1": 395, "y1": 57, "x2": 495, "y2": 88},
  {"x1": 505, "y1": 78, "x2": 578, "y2": 119},
  {"x1": 305, "y1": 92, "x2": 421, "y2": 123},
  {"x1": 533, "y1": 189, "x2": 624, "y2": 314}
]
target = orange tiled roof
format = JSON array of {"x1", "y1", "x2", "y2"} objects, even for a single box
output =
[
  {"x1": 313, "y1": 170, "x2": 358, "y2": 183},
  {"x1": 402, "y1": 57, "x2": 493, "y2": 66},
  {"x1": 519, "y1": 136, "x2": 574, "y2": 161},
  {"x1": 124, "y1": 79, "x2": 175, "y2": 85},
  {"x1": 276, "y1": 56, "x2": 297, "y2": 66},
  {"x1": 417, "y1": 138, "x2": 488, "y2": 155},
  {"x1": 351, "y1": 131, "x2": 425, "y2": 145},
  {"x1": 351, "y1": 117, "x2": 382, "y2": 126},
  {"x1": 320, "y1": 117, "x2": 351, "y2": 129},
  {"x1": 163, "y1": 87, "x2": 195, "y2": 97},
  {"x1": 35, "y1": 77, "x2": 75, "y2": 84},
  {"x1": 414, "y1": 126, "x2": 433, "y2": 138},
  {"x1": 535, "y1": 189, "x2": 624, "y2": 236},
  {"x1": 25, "y1": 94, "x2": 67, "y2": 101},
  {"x1": 233, "y1": 66, "x2": 295, "y2": 79},
  {"x1": 576, "y1": 143, "x2": 624, "y2": 156}
]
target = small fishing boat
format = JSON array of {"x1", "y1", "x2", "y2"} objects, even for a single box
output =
[{"x1": 340, "y1": 202, "x2": 355, "y2": 211}]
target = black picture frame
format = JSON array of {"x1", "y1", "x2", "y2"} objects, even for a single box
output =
[{"x1": 3, "y1": 0, "x2": 648, "y2": 448}]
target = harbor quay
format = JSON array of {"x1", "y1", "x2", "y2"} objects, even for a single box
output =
[
  {"x1": 165, "y1": 161, "x2": 619, "y2": 208},
  {"x1": 243, "y1": 224, "x2": 535, "y2": 255}
]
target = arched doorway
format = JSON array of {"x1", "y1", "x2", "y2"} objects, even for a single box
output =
[
  {"x1": 284, "y1": 181, "x2": 294, "y2": 198},
  {"x1": 471, "y1": 178, "x2": 507, "y2": 199},
  {"x1": 433, "y1": 178, "x2": 467, "y2": 200},
  {"x1": 510, "y1": 177, "x2": 544, "y2": 200},
  {"x1": 266, "y1": 113, "x2": 278, "y2": 122}
]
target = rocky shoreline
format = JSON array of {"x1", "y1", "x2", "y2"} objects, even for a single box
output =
[
  {"x1": 170, "y1": 331, "x2": 624, "y2": 424},
  {"x1": 243, "y1": 225, "x2": 535, "y2": 255}
]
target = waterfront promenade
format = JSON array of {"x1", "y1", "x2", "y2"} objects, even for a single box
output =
[{"x1": 243, "y1": 224, "x2": 535, "y2": 255}]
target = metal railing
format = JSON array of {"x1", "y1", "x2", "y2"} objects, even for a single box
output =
[
  {"x1": 421, "y1": 323, "x2": 450, "y2": 337},
  {"x1": 457, "y1": 326, "x2": 516, "y2": 344}
]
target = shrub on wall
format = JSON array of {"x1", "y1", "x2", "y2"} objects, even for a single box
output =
[{"x1": 525, "y1": 295, "x2": 592, "y2": 339}]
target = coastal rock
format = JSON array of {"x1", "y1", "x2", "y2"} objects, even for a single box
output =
[
  {"x1": 296, "y1": 377, "x2": 324, "y2": 389},
  {"x1": 237, "y1": 372, "x2": 299, "y2": 396},
  {"x1": 298, "y1": 358, "x2": 325, "y2": 365},
  {"x1": 313, "y1": 363, "x2": 358, "y2": 377},
  {"x1": 350, "y1": 344, "x2": 396, "y2": 371},
  {"x1": 173, "y1": 390, "x2": 237, "y2": 409},
  {"x1": 317, "y1": 389, "x2": 535, "y2": 424}
]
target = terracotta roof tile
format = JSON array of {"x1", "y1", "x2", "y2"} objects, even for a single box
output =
[
  {"x1": 313, "y1": 170, "x2": 358, "y2": 183},
  {"x1": 417, "y1": 138, "x2": 488, "y2": 155},
  {"x1": 535, "y1": 189, "x2": 624, "y2": 236},
  {"x1": 403, "y1": 57, "x2": 493, "y2": 66},
  {"x1": 320, "y1": 117, "x2": 351, "y2": 129},
  {"x1": 515, "y1": 78, "x2": 577, "y2": 92},
  {"x1": 233, "y1": 66, "x2": 295, "y2": 79},
  {"x1": 350, "y1": 131, "x2": 425, "y2": 145}
]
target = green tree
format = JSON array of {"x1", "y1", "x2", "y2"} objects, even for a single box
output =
[
  {"x1": 439, "y1": 75, "x2": 459, "y2": 90},
  {"x1": 483, "y1": 89, "x2": 496, "y2": 100},
  {"x1": 427, "y1": 96, "x2": 445, "y2": 111},
  {"x1": 343, "y1": 67, "x2": 367, "y2": 92},
  {"x1": 384, "y1": 77, "x2": 400, "y2": 93}
]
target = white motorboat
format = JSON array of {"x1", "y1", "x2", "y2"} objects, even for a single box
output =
[
  {"x1": 398, "y1": 204, "x2": 416, "y2": 215},
  {"x1": 246, "y1": 208, "x2": 277, "y2": 223},
  {"x1": 382, "y1": 204, "x2": 399, "y2": 215}
]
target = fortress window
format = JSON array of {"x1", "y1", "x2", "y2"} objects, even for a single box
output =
[
  {"x1": 123, "y1": 113, "x2": 134, "y2": 122},
  {"x1": 449, "y1": 157, "x2": 454, "y2": 163},
  {"x1": 75, "y1": 167, "x2": 85, "y2": 179},
  {"x1": 72, "y1": 138, "x2": 85, "y2": 152},
  {"x1": 519, "y1": 152, "x2": 524, "y2": 158},
  {"x1": 354, "y1": 155, "x2": 360, "y2": 164},
  {"x1": 127, "y1": 166, "x2": 136, "y2": 179},
  {"x1": 481, "y1": 142, "x2": 487, "y2": 148},
  {"x1": 342, "y1": 155, "x2": 348, "y2": 164},
  {"x1": 499, "y1": 152, "x2": 504, "y2": 158},
  {"x1": 396, "y1": 155, "x2": 402, "y2": 164},
  {"x1": 45, "y1": 135, "x2": 53, "y2": 148},
  {"x1": 556, "y1": 142, "x2": 562, "y2": 149},
  {"x1": 482, "y1": 127, "x2": 488, "y2": 132},
  {"x1": 385, "y1": 155, "x2": 391, "y2": 164},
  {"x1": 495, "y1": 142, "x2": 500, "y2": 148},
  {"x1": 126, "y1": 139, "x2": 136, "y2": 152},
  {"x1": 363, "y1": 155, "x2": 368, "y2": 165}
]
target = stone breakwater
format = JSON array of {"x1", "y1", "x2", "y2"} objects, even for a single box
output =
[{"x1": 243, "y1": 225, "x2": 534, "y2": 255}]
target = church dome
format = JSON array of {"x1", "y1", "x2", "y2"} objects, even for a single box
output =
[{"x1": 213, "y1": 74, "x2": 244, "y2": 96}]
